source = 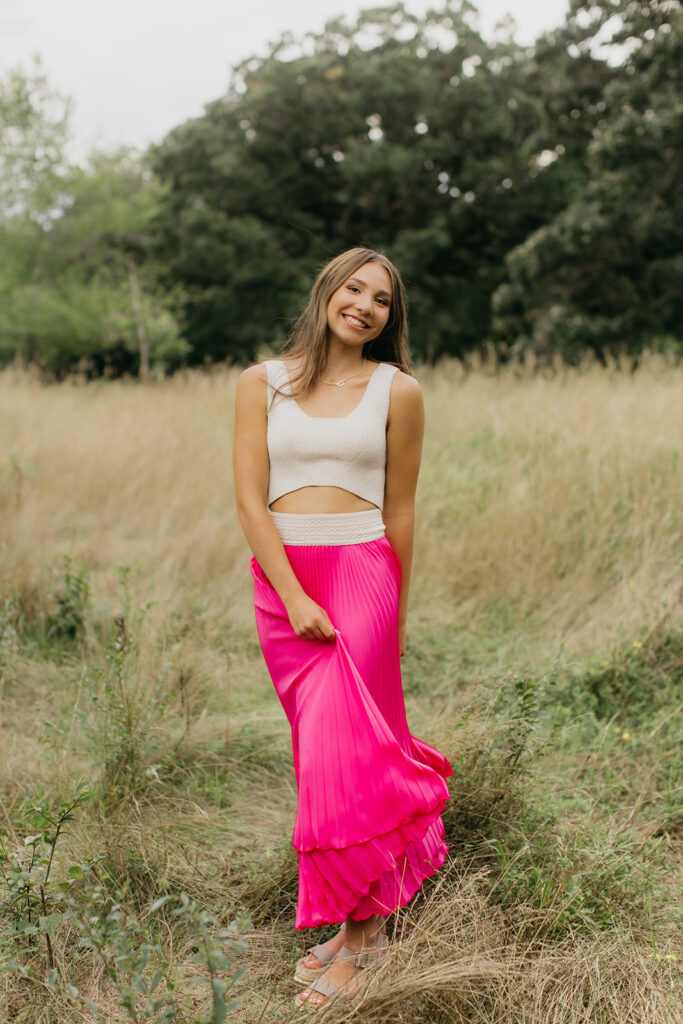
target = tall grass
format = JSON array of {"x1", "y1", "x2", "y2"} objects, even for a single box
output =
[
  {"x1": 417, "y1": 355, "x2": 681, "y2": 651},
  {"x1": 2, "y1": 357, "x2": 679, "y2": 648},
  {"x1": 0, "y1": 356, "x2": 680, "y2": 1022}
]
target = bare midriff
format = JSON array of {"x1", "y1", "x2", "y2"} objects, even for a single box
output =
[{"x1": 269, "y1": 486, "x2": 378, "y2": 514}]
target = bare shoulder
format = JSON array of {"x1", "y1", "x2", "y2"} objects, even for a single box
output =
[
  {"x1": 237, "y1": 362, "x2": 268, "y2": 392},
  {"x1": 388, "y1": 368, "x2": 423, "y2": 410},
  {"x1": 239, "y1": 362, "x2": 268, "y2": 383},
  {"x1": 235, "y1": 364, "x2": 269, "y2": 422},
  {"x1": 390, "y1": 368, "x2": 422, "y2": 395}
]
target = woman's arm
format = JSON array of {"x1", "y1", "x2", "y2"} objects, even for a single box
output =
[
  {"x1": 383, "y1": 372, "x2": 425, "y2": 657},
  {"x1": 233, "y1": 364, "x2": 335, "y2": 642}
]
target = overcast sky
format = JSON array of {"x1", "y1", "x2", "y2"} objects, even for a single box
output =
[{"x1": 0, "y1": 0, "x2": 569, "y2": 153}]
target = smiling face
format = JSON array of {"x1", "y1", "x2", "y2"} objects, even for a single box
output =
[{"x1": 325, "y1": 261, "x2": 393, "y2": 351}]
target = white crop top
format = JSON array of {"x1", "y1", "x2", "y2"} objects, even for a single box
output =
[{"x1": 265, "y1": 359, "x2": 399, "y2": 510}]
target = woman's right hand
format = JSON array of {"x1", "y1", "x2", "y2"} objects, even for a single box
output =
[{"x1": 284, "y1": 592, "x2": 336, "y2": 642}]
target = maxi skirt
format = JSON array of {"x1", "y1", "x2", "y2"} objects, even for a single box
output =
[{"x1": 251, "y1": 534, "x2": 453, "y2": 929}]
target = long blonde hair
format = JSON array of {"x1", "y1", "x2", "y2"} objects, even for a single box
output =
[{"x1": 275, "y1": 247, "x2": 411, "y2": 398}]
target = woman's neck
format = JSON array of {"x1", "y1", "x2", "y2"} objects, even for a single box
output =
[{"x1": 322, "y1": 341, "x2": 367, "y2": 377}]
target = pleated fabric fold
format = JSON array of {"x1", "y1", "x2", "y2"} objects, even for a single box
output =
[{"x1": 251, "y1": 536, "x2": 453, "y2": 929}]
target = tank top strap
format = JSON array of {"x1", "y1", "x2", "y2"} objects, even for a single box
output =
[
  {"x1": 263, "y1": 359, "x2": 287, "y2": 389},
  {"x1": 264, "y1": 359, "x2": 292, "y2": 410},
  {"x1": 365, "y1": 361, "x2": 399, "y2": 423}
]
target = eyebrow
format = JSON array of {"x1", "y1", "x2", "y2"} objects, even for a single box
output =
[{"x1": 347, "y1": 276, "x2": 392, "y2": 299}]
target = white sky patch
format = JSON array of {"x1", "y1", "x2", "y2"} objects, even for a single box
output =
[
  {"x1": 536, "y1": 149, "x2": 559, "y2": 168},
  {"x1": 0, "y1": 0, "x2": 569, "y2": 154}
]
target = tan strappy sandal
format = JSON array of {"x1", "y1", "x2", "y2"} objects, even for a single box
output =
[
  {"x1": 293, "y1": 917, "x2": 386, "y2": 985},
  {"x1": 293, "y1": 923, "x2": 346, "y2": 985},
  {"x1": 295, "y1": 930, "x2": 387, "y2": 1009}
]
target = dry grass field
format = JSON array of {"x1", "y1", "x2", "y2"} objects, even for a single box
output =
[{"x1": 0, "y1": 356, "x2": 681, "y2": 1023}]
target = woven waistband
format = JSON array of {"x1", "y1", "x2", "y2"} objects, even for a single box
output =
[{"x1": 268, "y1": 508, "x2": 386, "y2": 546}]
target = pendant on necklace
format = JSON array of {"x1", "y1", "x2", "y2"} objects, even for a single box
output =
[{"x1": 335, "y1": 379, "x2": 344, "y2": 386}]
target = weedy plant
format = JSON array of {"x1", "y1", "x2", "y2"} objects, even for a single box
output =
[
  {"x1": 0, "y1": 782, "x2": 94, "y2": 977},
  {"x1": 546, "y1": 624, "x2": 683, "y2": 724},
  {"x1": 442, "y1": 670, "x2": 547, "y2": 852},
  {"x1": 172, "y1": 895, "x2": 251, "y2": 1023},
  {"x1": 0, "y1": 596, "x2": 20, "y2": 666},
  {"x1": 84, "y1": 597, "x2": 176, "y2": 810},
  {"x1": 71, "y1": 889, "x2": 180, "y2": 1023},
  {"x1": 60, "y1": 890, "x2": 251, "y2": 1023},
  {"x1": 0, "y1": 784, "x2": 251, "y2": 1023},
  {"x1": 47, "y1": 555, "x2": 91, "y2": 643}
]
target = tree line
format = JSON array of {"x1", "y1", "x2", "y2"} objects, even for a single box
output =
[{"x1": 0, "y1": 0, "x2": 680, "y2": 376}]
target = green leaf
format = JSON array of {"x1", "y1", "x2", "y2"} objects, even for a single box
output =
[
  {"x1": 39, "y1": 913, "x2": 64, "y2": 935},
  {"x1": 148, "y1": 894, "x2": 172, "y2": 914},
  {"x1": 229, "y1": 966, "x2": 246, "y2": 986},
  {"x1": 15, "y1": 922, "x2": 39, "y2": 935}
]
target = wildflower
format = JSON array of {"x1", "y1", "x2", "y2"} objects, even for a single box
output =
[
  {"x1": 633, "y1": 641, "x2": 642, "y2": 648},
  {"x1": 621, "y1": 731, "x2": 631, "y2": 741},
  {"x1": 628, "y1": 579, "x2": 635, "y2": 588}
]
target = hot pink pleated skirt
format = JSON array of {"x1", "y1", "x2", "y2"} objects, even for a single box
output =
[{"x1": 251, "y1": 526, "x2": 452, "y2": 929}]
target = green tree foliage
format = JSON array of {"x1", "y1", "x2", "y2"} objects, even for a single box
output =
[
  {"x1": 0, "y1": 62, "x2": 187, "y2": 376},
  {"x1": 2, "y1": 3, "x2": 681, "y2": 373},
  {"x1": 153, "y1": 1, "x2": 619, "y2": 364},
  {"x1": 491, "y1": 0, "x2": 683, "y2": 362},
  {"x1": 0, "y1": 57, "x2": 71, "y2": 224}
]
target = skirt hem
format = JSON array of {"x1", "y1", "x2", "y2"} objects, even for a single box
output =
[
  {"x1": 295, "y1": 797, "x2": 450, "y2": 929},
  {"x1": 295, "y1": 841, "x2": 449, "y2": 930}
]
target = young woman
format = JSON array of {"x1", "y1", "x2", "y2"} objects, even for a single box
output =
[{"x1": 233, "y1": 247, "x2": 452, "y2": 1009}]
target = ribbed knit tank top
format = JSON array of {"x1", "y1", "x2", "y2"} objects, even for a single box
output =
[{"x1": 265, "y1": 359, "x2": 399, "y2": 510}]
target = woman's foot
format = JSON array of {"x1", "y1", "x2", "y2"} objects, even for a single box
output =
[
  {"x1": 296, "y1": 916, "x2": 386, "y2": 1008},
  {"x1": 293, "y1": 924, "x2": 346, "y2": 984}
]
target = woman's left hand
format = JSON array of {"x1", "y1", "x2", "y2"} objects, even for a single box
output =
[{"x1": 398, "y1": 622, "x2": 407, "y2": 658}]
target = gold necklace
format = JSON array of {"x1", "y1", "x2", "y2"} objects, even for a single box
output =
[{"x1": 320, "y1": 358, "x2": 367, "y2": 387}]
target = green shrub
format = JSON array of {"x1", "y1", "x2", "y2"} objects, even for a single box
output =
[{"x1": 47, "y1": 556, "x2": 91, "y2": 643}]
